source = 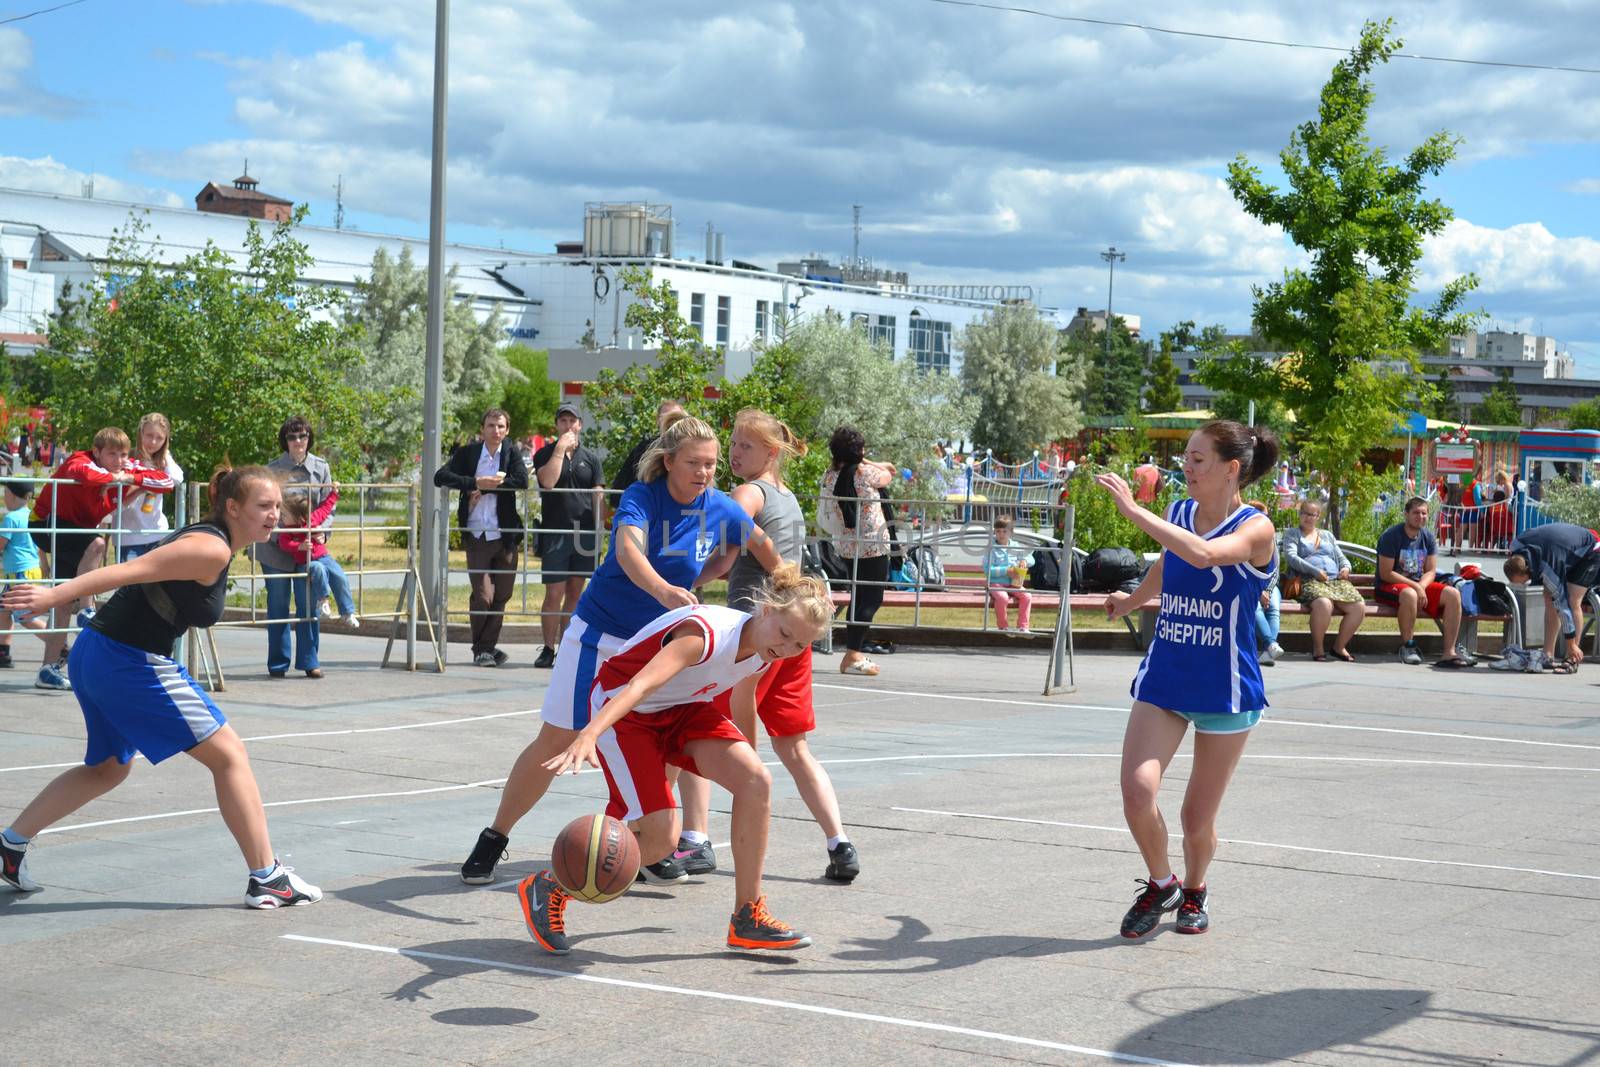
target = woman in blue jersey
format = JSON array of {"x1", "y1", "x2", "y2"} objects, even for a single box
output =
[
  {"x1": 458, "y1": 416, "x2": 781, "y2": 886},
  {"x1": 1099, "y1": 420, "x2": 1280, "y2": 939}
]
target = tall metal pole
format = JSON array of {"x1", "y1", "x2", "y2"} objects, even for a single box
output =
[
  {"x1": 419, "y1": 0, "x2": 450, "y2": 623},
  {"x1": 1099, "y1": 246, "x2": 1125, "y2": 364}
]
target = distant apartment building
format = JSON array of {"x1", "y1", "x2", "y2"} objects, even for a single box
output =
[{"x1": 1066, "y1": 306, "x2": 1142, "y2": 339}]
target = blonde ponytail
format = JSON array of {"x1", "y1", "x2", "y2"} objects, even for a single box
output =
[{"x1": 733, "y1": 408, "x2": 807, "y2": 473}]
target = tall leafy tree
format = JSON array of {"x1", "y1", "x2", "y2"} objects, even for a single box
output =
[
  {"x1": 1068, "y1": 316, "x2": 1145, "y2": 419},
  {"x1": 958, "y1": 302, "x2": 1082, "y2": 460},
  {"x1": 496, "y1": 345, "x2": 560, "y2": 439},
  {"x1": 1197, "y1": 18, "x2": 1479, "y2": 531},
  {"x1": 1472, "y1": 370, "x2": 1523, "y2": 426},
  {"x1": 346, "y1": 246, "x2": 514, "y2": 475},
  {"x1": 1142, "y1": 333, "x2": 1183, "y2": 414},
  {"x1": 1562, "y1": 399, "x2": 1600, "y2": 431},
  {"x1": 41, "y1": 210, "x2": 365, "y2": 480}
]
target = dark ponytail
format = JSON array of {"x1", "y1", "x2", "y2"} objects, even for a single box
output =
[
  {"x1": 207, "y1": 464, "x2": 280, "y2": 524},
  {"x1": 1198, "y1": 420, "x2": 1279, "y2": 488}
]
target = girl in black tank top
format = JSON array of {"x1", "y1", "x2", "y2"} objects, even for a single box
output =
[{"x1": 0, "y1": 466, "x2": 323, "y2": 908}]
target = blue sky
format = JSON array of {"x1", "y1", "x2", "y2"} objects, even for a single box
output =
[{"x1": 6, "y1": 0, "x2": 1600, "y2": 371}]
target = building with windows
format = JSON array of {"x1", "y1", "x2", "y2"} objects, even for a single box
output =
[{"x1": 0, "y1": 190, "x2": 1058, "y2": 418}]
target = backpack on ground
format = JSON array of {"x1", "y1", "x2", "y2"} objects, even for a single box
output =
[
  {"x1": 1027, "y1": 548, "x2": 1061, "y2": 591},
  {"x1": 803, "y1": 540, "x2": 849, "y2": 587},
  {"x1": 906, "y1": 544, "x2": 945, "y2": 591},
  {"x1": 1082, "y1": 547, "x2": 1142, "y2": 593}
]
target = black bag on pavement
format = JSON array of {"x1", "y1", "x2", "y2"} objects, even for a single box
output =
[
  {"x1": 804, "y1": 540, "x2": 850, "y2": 587},
  {"x1": 906, "y1": 544, "x2": 945, "y2": 591},
  {"x1": 1083, "y1": 547, "x2": 1142, "y2": 592}
]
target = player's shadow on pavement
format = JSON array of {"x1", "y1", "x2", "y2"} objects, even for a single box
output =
[
  {"x1": 761, "y1": 914, "x2": 1112, "y2": 976},
  {"x1": 0, "y1": 894, "x2": 235, "y2": 914},
  {"x1": 335, "y1": 864, "x2": 541, "y2": 925},
  {"x1": 384, "y1": 933, "x2": 729, "y2": 1002},
  {"x1": 1113, "y1": 987, "x2": 1600, "y2": 1065}
]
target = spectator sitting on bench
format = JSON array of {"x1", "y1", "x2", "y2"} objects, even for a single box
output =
[
  {"x1": 1376, "y1": 496, "x2": 1470, "y2": 668},
  {"x1": 1281, "y1": 498, "x2": 1365, "y2": 662},
  {"x1": 984, "y1": 514, "x2": 1031, "y2": 635},
  {"x1": 1503, "y1": 522, "x2": 1600, "y2": 674}
]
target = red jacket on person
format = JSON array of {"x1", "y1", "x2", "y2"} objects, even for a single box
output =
[{"x1": 30, "y1": 450, "x2": 176, "y2": 532}]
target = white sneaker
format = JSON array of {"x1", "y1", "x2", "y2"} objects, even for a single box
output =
[
  {"x1": 340, "y1": 613, "x2": 360, "y2": 628},
  {"x1": 1267, "y1": 642, "x2": 1285, "y2": 660},
  {"x1": 1258, "y1": 648, "x2": 1277, "y2": 666},
  {"x1": 317, "y1": 600, "x2": 334, "y2": 620},
  {"x1": 244, "y1": 865, "x2": 322, "y2": 908},
  {"x1": 1, "y1": 838, "x2": 40, "y2": 892}
]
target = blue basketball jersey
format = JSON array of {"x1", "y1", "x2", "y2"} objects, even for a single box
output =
[{"x1": 1130, "y1": 500, "x2": 1276, "y2": 715}]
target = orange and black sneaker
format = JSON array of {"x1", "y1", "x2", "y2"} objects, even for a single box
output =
[
  {"x1": 727, "y1": 896, "x2": 811, "y2": 951},
  {"x1": 519, "y1": 870, "x2": 571, "y2": 955}
]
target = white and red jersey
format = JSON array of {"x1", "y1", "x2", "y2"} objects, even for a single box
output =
[
  {"x1": 31, "y1": 450, "x2": 175, "y2": 530},
  {"x1": 590, "y1": 604, "x2": 767, "y2": 718}
]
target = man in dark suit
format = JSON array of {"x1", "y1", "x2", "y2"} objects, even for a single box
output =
[{"x1": 433, "y1": 408, "x2": 529, "y2": 667}]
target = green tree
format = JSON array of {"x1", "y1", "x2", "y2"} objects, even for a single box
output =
[
  {"x1": 345, "y1": 246, "x2": 514, "y2": 476},
  {"x1": 1562, "y1": 399, "x2": 1600, "y2": 431},
  {"x1": 784, "y1": 313, "x2": 974, "y2": 470},
  {"x1": 711, "y1": 340, "x2": 827, "y2": 501},
  {"x1": 1198, "y1": 18, "x2": 1479, "y2": 531},
  {"x1": 1069, "y1": 317, "x2": 1145, "y2": 418},
  {"x1": 496, "y1": 345, "x2": 559, "y2": 439},
  {"x1": 41, "y1": 210, "x2": 364, "y2": 480},
  {"x1": 582, "y1": 267, "x2": 720, "y2": 477},
  {"x1": 1143, "y1": 333, "x2": 1184, "y2": 413},
  {"x1": 1472, "y1": 370, "x2": 1522, "y2": 426},
  {"x1": 958, "y1": 302, "x2": 1082, "y2": 461}
]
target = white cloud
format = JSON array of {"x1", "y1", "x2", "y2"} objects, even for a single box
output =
[
  {"x1": 0, "y1": 155, "x2": 184, "y2": 207},
  {"x1": 1565, "y1": 178, "x2": 1600, "y2": 195},
  {"x1": 0, "y1": 27, "x2": 78, "y2": 118}
]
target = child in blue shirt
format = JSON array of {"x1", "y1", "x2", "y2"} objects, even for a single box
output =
[
  {"x1": 983, "y1": 514, "x2": 1032, "y2": 633},
  {"x1": 1, "y1": 481, "x2": 48, "y2": 669}
]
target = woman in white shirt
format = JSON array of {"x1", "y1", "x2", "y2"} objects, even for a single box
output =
[{"x1": 116, "y1": 413, "x2": 185, "y2": 563}]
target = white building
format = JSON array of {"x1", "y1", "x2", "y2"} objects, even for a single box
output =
[
  {"x1": 0, "y1": 185, "x2": 541, "y2": 353},
  {"x1": 0, "y1": 192, "x2": 1058, "y2": 402}
]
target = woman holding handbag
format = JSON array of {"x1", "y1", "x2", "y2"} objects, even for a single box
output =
[
  {"x1": 1281, "y1": 499, "x2": 1366, "y2": 661},
  {"x1": 817, "y1": 426, "x2": 896, "y2": 676}
]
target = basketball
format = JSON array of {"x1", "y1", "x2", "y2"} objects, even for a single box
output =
[{"x1": 551, "y1": 814, "x2": 640, "y2": 903}]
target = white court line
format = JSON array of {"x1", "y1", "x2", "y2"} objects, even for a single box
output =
[
  {"x1": 0, "y1": 710, "x2": 537, "y2": 774},
  {"x1": 812, "y1": 682, "x2": 1600, "y2": 752},
  {"x1": 892, "y1": 806, "x2": 1600, "y2": 883},
  {"x1": 281, "y1": 934, "x2": 1196, "y2": 1066}
]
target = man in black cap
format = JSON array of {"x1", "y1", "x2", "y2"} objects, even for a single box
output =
[
  {"x1": 1504, "y1": 521, "x2": 1600, "y2": 671},
  {"x1": 531, "y1": 402, "x2": 604, "y2": 668}
]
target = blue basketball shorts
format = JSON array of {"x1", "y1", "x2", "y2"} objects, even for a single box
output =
[
  {"x1": 68, "y1": 627, "x2": 227, "y2": 766},
  {"x1": 1167, "y1": 706, "x2": 1263, "y2": 734}
]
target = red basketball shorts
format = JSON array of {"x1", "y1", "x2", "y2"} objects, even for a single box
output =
[
  {"x1": 711, "y1": 647, "x2": 816, "y2": 739},
  {"x1": 596, "y1": 702, "x2": 748, "y2": 821},
  {"x1": 1375, "y1": 580, "x2": 1446, "y2": 619}
]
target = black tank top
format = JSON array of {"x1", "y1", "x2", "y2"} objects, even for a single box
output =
[{"x1": 89, "y1": 522, "x2": 233, "y2": 655}]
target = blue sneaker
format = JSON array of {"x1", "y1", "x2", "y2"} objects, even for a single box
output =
[
  {"x1": 75, "y1": 606, "x2": 96, "y2": 631},
  {"x1": 35, "y1": 665, "x2": 70, "y2": 691}
]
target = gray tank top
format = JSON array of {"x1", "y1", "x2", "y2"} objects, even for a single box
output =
[{"x1": 727, "y1": 479, "x2": 805, "y2": 612}]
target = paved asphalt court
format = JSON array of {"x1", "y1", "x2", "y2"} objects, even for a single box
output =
[{"x1": 2, "y1": 629, "x2": 1598, "y2": 1066}]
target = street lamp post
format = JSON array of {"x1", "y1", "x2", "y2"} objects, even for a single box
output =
[
  {"x1": 1099, "y1": 246, "x2": 1126, "y2": 364},
  {"x1": 419, "y1": 0, "x2": 450, "y2": 625}
]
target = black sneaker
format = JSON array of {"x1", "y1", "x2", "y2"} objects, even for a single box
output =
[
  {"x1": 461, "y1": 826, "x2": 509, "y2": 884},
  {"x1": 533, "y1": 646, "x2": 556, "y2": 669},
  {"x1": 727, "y1": 896, "x2": 811, "y2": 950},
  {"x1": 0, "y1": 648, "x2": 13, "y2": 669},
  {"x1": 491, "y1": 648, "x2": 510, "y2": 666},
  {"x1": 1, "y1": 838, "x2": 40, "y2": 892},
  {"x1": 636, "y1": 855, "x2": 690, "y2": 884},
  {"x1": 824, "y1": 841, "x2": 860, "y2": 883},
  {"x1": 518, "y1": 870, "x2": 571, "y2": 955},
  {"x1": 244, "y1": 865, "x2": 322, "y2": 908},
  {"x1": 1175, "y1": 885, "x2": 1210, "y2": 934},
  {"x1": 473, "y1": 650, "x2": 497, "y2": 668},
  {"x1": 672, "y1": 836, "x2": 717, "y2": 875},
  {"x1": 1120, "y1": 877, "x2": 1183, "y2": 938}
]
